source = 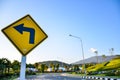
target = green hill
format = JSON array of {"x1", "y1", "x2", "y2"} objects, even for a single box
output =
[
  {"x1": 38, "y1": 60, "x2": 70, "y2": 67},
  {"x1": 87, "y1": 56, "x2": 120, "y2": 72}
]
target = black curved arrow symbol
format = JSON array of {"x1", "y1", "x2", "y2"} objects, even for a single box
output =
[{"x1": 14, "y1": 24, "x2": 35, "y2": 44}]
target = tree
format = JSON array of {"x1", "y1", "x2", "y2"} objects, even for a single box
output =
[
  {"x1": 52, "y1": 64, "x2": 55, "y2": 72},
  {"x1": 0, "y1": 58, "x2": 4, "y2": 75},
  {"x1": 73, "y1": 65, "x2": 79, "y2": 71},
  {"x1": 6, "y1": 59, "x2": 11, "y2": 74},
  {"x1": 109, "y1": 48, "x2": 114, "y2": 56},
  {"x1": 64, "y1": 65, "x2": 68, "y2": 71},
  {"x1": 34, "y1": 62, "x2": 39, "y2": 71},
  {"x1": 26, "y1": 63, "x2": 35, "y2": 68},
  {"x1": 40, "y1": 64, "x2": 45, "y2": 73},
  {"x1": 12, "y1": 60, "x2": 20, "y2": 74},
  {"x1": 37, "y1": 64, "x2": 48, "y2": 73},
  {"x1": 94, "y1": 51, "x2": 98, "y2": 63},
  {"x1": 50, "y1": 62, "x2": 53, "y2": 68},
  {"x1": 56, "y1": 64, "x2": 59, "y2": 72},
  {"x1": 90, "y1": 48, "x2": 98, "y2": 63},
  {"x1": 0, "y1": 58, "x2": 11, "y2": 75},
  {"x1": 49, "y1": 62, "x2": 55, "y2": 72},
  {"x1": 44, "y1": 64, "x2": 48, "y2": 71},
  {"x1": 3, "y1": 58, "x2": 9, "y2": 74},
  {"x1": 3, "y1": 58, "x2": 8, "y2": 74},
  {"x1": 102, "y1": 55, "x2": 106, "y2": 62}
]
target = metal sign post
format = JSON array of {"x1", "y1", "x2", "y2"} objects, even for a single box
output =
[
  {"x1": 2, "y1": 14, "x2": 48, "y2": 80},
  {"x1": 20, "y1": 56, "x2": 26, "y2": 80}
]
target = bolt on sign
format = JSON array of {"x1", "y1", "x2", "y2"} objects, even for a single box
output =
[{"x1": 2, "y1": 15, "x2": 48, "y2": 56}]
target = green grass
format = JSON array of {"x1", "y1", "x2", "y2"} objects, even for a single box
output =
[
  {"x1": 95, "y1": 74, "x2": 120, "y2": 78},
  {"x1": 87, "y1": 57, "x2": 120, "y2": 72},
  {"x1": 0, "y1": 76, "x2": 18, "y2": 80},
  {"x1": 69, "y1": 72, "x2": 120, "y2": 79}
]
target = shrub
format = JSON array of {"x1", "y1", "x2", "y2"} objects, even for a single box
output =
[
  {"x1": 86, "y1": 71, "x2": 99, "y2": 75},
  {"x1": 115, "y1": 70, "x2": 120, "y2": 76},
  {"x1": 105, "y1": 71, "x2": 115, "y2": 76},
  {"x1": 26, "y1": 71, "x2": 36, "y2": 75}
]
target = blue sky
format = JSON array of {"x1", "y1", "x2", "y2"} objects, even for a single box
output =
[{"x1": 0, "y1": 0, "x2": 120, "y2": 64}]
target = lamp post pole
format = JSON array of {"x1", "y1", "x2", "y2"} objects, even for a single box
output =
[{"x1": 69, "y1": 34, "x2": 86, "y2": 74}]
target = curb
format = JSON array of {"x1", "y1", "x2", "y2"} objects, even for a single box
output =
[{"x1": 81, "y1": 76, "x2": 120, "y2": 80}]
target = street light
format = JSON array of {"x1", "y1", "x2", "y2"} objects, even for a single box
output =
[{"x1": 69, "y1": 34, "x2": 86, "y2": 74}]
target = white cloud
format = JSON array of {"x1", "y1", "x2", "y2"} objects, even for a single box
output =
[{"x1": 90, "y1": 48, "x2": 97, "y2": 53}]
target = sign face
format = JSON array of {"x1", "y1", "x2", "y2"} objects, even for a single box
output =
[{"x1": 2, "y1": 15, "x2": 48, "y2": 56}]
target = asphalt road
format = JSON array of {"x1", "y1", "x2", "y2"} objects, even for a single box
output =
[{"x1": 17, "y1": 73, "x2": 87, "y2": 80}]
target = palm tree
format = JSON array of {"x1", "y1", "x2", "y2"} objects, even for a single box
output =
[
  {"x1": 109, "y1": 48, "x2": 114, "y2": 56},
  {"x1": 56, "y1": 64, "x2": 59, "y2": 72},
  {"x1": 0, "y1": 58, "x2": 4, "y2": 75},
  {"x1": 4, "y1": 59, "x2": 11, "y2": 74},
  {"x1": 90, "y1": 48, "x2": 98, "y2": 63},
  {"x1": 2, "y1": 58, "x2": 8, "y2": 74},
  {"x1": 94, "y1": 51, "x2": 98, "y2": 63},
  {"x1": 49, "y1": 62, "x2": 56, "y2": 72},
  {"x1": 40, "y1": 64, "x2": 45, "y2": 73},
  {"x1": 102, "y1": 55, "x2": 106, "y2": 62},
  {"x1": 73, "y1": 65, "x2": 79, "y2": 72},
  {"x1": 50, "y1": 62, "x2": 53, "y2": 68},
  {"x1": 52, "y1": 64, "x2": 55, "y2": 72},
  {"x1": 44, "y1": 64, "x2": 48, "y2": 71},
  {"x1": 64, "y1": 65, "x2": 68, "y2": 71},
  {"x1": 0, "y1": 58, "x2": 11, "y2": 75},
  {"x1": 8, "y1": 60, "x2": 11, "y2": 74},
  {"x1": 34, "y1": 62, "x2": 39, "y2": 71}
]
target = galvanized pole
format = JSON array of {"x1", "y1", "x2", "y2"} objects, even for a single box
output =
[
  {"x1": 80, "y1": 39, "x2": 85, "y2": 73},
  {"x1": 20, "y1": 56, "x2": 26, "y2": 80},
  {"x1": 69, "y1": 34, "x2": 86, "y2": 75}
]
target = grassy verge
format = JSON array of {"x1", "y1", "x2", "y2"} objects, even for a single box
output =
[
  {"x1": 0, "y1": 76, "x2": 18, "y2": 80},
  {"x1": 69, "y1": 72, "x2": 120, "y2": 79}
]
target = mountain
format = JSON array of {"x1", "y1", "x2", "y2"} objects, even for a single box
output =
[
  {"x1": 38, "y1": 60, "x2": 70, "y2": 67},
  {"x1": 72, "y1": 55, "x2": 119, "y2": 65}
]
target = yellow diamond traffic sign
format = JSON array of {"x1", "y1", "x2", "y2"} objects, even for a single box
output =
[{"x1": 2, "y1": 15, "x2": 48, "y2": 56}]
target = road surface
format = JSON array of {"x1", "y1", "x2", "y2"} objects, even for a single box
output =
[{"x1": 16, "y1": 73, "x2": 87, "y2": 80}]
